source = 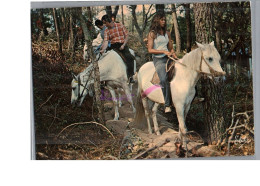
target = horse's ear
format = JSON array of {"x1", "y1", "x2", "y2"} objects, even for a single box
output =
[
  {"x1": 196, "y1": 42, "x2": 204, "y2": 49},
  {"x1": 210, "y1": 41, "x2": 215, "y2": 46},
  {"x1": 71, "y1": 72, "x2": 77, "y2": 80}
]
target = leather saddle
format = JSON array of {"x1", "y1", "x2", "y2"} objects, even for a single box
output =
[{"x1": 151, "y1": 59, "x2": 175, "y2": 85}]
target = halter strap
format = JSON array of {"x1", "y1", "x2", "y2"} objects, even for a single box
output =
[{"x1": 76, "y1": 67, "x2": 94, "y2": 102}]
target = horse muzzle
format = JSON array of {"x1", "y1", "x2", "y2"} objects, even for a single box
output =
[{"x1": 214, "y1": 73, "x2": 226, "y2": 84}]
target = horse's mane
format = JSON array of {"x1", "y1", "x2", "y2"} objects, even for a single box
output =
[{"x1": 181, "y1": 48, "x2": 201, "y2": 70}]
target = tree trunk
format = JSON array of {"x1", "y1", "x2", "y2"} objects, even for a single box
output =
[
  {"x1": 131, "y1": 5, "x2": 151, "y2": 64},
  {"x1": 131, "y1": 5, "x2": 146, "y2": 49},
  {"x1": 184, "y1": 3, "x2": 192, "y2": 52},
  {"x1": 78, "y1": 8, "x2": 105, "y2": 124},
  {"x1": 143, "y1": 5, "x2": 145, "y2": 25},
  {"x1": 86, "y1": 7, "x2": 97, "y2": 39},
  {"x1": 193, "y1": 3, "x2": 226, "y2": 144},
  {"x1": 193, "y1": 3, "x2": 213, "y2": 44},
  {"x1": 213, "y1": 3, "x2": 222, "y2": 53},
  {"x1": 68, "y1": 8, "x2": 74, "y2": 51},
  {"x1": 52, "y1": 8, "x2": 62, "y2": 54},
  {"x1": 60, "y1": 8, "x2": 67, "y2": 40},
  {"x1": 39, "y1": 10, "x2": 48, "y2": 36},
  {"x1": 121, "y1": 5, "x2": 124, "y2": 25},
  {"x1": 132, "y1": 17, "x2": 134, "y2": 33},
  {"x1": 113, "y1": 5, "x2": 119, "y2": 16},
  {"x1": 105, "y1": 6, "x2": 112, "y2": 18},
  {"x1": 171, "y1": 4, "x2": 181, "y2": 55},
  {"x1": 155, "y1": 4, "x2": 165, "y2": 13}
]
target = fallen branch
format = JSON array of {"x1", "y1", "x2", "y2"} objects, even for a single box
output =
[
  {"x1": 36, "y1": 94, "x2": 53, "y2": 112},
  {"x1": 132, "y1": 138, "x2": 170, "y2": 160},
  {"x1": 227, "y1": 119, "x2": 239, "y2": 155},
  {"x1": 57, "y1": 121, "x2": 115, "y2": 139},
  {"x1": 48, "y1": 101, "x2": 59, "y2": 131},
  {"x1": 102, "y1": 155, "x2": 118, "y2": 160},
  {"x1": 58, "y1": 148, "x2": 76, "y2": 155},
  {"x1": 37, "y1": 152, "x2": 49, "y2": 159}
]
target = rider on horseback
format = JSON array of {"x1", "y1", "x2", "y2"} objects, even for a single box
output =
[
  {"x1": 94, "y1": 19, "x2": 111, "y2": 54},
  {"x1": 147, "y1": 12, "x2": 178, "y2": 113},
  {"x1": 100, "y1": 15, "x2": 135, "y2": 83}
]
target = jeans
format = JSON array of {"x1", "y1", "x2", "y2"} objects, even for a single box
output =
[
  {"x1": 110, "y1": 43, "x2": 135, "y2": 79},
  {"x1": 153, "y1": 56, "x2": 171, "y2": 107}
]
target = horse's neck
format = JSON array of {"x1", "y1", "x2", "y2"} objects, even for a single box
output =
[
  {"x1": 182, "y1": 48, "x2": 201, "y2": 70},
  {"x1": 82, "y1": 64, "x2": 93, "y2": 75},
  {"x1": 174, "y1": 49, "x2": 201, "y2": 87}
]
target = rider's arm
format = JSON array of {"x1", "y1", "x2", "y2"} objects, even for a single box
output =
[
  {"x1": 147, "y1": 31, "x2": 171, "y2": 56},
  {"x1": 100, "y1": 28, "x2": 109, "y2": 53},
  {"x1": 100, "y1": 40, "x2": 108, "y2": 53}
]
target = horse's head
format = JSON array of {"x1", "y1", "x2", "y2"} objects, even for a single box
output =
[
  {"x1": 71, "y1": 72, "x2": 93, "y2": 108},
  {"x1": 196, "y1": 41, "x2": 226, "y2": 81}
]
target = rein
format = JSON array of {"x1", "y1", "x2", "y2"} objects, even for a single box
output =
[
  {"x1": 75, "y1": 53, "x2": 103, "y2": 102},
  {"x1": 167, "y1": 50, "x2": 226, "y2": 78}
]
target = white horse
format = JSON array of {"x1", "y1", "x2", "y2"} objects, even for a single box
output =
[
  {"x1": 71, "y1": 50, "x2": 136, "y2": 120},
  {"x1": 135, "y1": 42, "x2": 226, "y2": 151},
  {"x1": 83, "y1": 41, "x2": 137, "y2": 105}
]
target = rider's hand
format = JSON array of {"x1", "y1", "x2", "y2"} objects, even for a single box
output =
[
  {"x1": 164, "y1": 51, "x2": 171, "y2": 56},
  {"x1": 171, "y1": 52, "x2": 178, "y2": 60}
]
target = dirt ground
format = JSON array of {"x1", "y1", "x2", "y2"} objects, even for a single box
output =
[{"x1": 35, "y1": 82, "x2": 249, "y2": 160}]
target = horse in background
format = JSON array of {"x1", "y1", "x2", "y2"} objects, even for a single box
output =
[
  {"x1": 83, "y1": 37, "x2": 137, "y2": 105},
  {"x1": 71, "y1": 49, "x2": 136, "y2": 120}
]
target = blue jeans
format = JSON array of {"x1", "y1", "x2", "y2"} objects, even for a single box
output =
[{"x1": 153, "y1": 56, "x2": 171, "y2": 107}]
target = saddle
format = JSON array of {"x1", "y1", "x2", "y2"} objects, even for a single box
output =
[{"x1": 151, "y1": 58, "x2": 176, "y2": 85}]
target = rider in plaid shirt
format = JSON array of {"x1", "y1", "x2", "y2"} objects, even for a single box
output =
[{"x1": 100, "y1": 15, "x2": 135, "y2": 83}]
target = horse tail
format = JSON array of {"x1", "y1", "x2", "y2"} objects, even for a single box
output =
[{"x1": 134, "y1": 74, "x2": 146, "y2": 129}]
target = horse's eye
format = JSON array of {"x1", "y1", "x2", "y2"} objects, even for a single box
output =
[
  {"x1": 72, "y1": 87, "x2": 76, "y2": 90},
  {"x1": 208, "y1": 57, "x2": 213, "y2": 62}
]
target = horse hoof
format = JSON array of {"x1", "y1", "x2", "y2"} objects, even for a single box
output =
[{"x1": 113, "y1": 117, "x2": 119, "y2": 121}]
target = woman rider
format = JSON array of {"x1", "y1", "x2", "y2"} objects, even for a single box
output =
[{"x1": 147, "y1": 12, "x2": 178, "y2": 113}]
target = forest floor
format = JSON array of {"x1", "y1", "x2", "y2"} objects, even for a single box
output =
[{"x1": 32, "y1": 40, "x2": 255, "y2": 160}]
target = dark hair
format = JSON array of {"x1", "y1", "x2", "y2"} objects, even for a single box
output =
[
  {"x1": 111, "y1": 13, "x2": 116, "y2": 19},
  {"x1": 101, "y1": 15, "x2": 112, "y2": 23},
  {"x1": 95, "y1": 19, "x2": 103, "y2": 27},
  {"x1": 148, "y1": 12, "x2": 167, "y2": 38}
]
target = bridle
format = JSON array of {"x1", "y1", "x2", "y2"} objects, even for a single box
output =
[
  {"x1": 73, "y1": 53, "x2": 102, "y2": 103},
  {"x1": 73, "y1": 67, "x2": 94, "y2": 103},
  {"x1": 168, "y1": 49, "x2": 226, "y2": 78}
]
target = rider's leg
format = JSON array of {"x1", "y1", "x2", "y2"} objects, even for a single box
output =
[{"x1": 153, "y1": 56, "x2": 171, "y2": 112}]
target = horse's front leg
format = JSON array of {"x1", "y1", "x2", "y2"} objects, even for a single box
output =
[
  {"x1": 175, "y1": 104, "x2": 188, "y2": 157},
  {"x1": 107, "y1": 87, "x2": 119, "y2": 120}
]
